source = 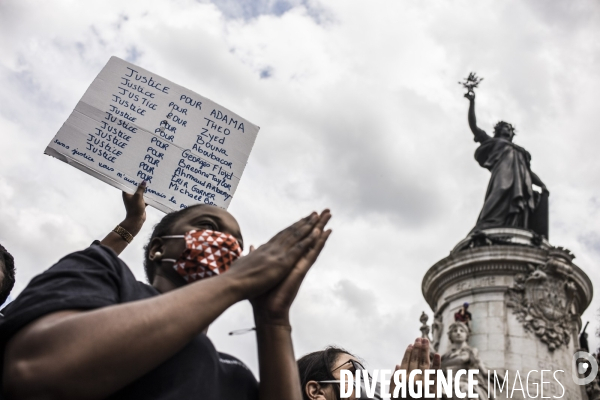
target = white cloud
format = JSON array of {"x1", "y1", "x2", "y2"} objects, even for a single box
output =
[{"x1": 1, "y1": 0, "x2": 599, "y2": 376}]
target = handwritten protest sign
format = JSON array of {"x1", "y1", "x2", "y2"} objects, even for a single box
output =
[{"x1": 45, "y1": 56, "x2": 259, "y2": 213}]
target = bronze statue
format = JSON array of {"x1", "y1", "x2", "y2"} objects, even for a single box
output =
[{"x1": 461, "y1": 74, "x2": 549, "y2": 237}]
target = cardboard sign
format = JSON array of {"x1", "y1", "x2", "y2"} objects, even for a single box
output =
[{"x1": 45, "y1": 56, "x2": 260, "y2": 213}]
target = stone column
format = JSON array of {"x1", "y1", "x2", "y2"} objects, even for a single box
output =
[{"x1": 422, "y1": 228, "x2": 594, "y2": 400}]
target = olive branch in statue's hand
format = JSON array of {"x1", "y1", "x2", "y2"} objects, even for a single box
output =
[{"x1": 459, "y1": 72, "x2": 483, "y2": 99}]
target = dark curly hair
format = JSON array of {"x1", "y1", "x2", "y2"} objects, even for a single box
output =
[
  {"x1": 0, "y1": 243, "x2": 16, "y2": 305},
  {"x1": 297, "y1": 346, "x2": 355, "y2": 400},
  {"x1": 143, "y1": 204, "x2": 206, "y2": 283},
  {"x1": 493, "y1": 121, "x2": 516, "y2": 138}
]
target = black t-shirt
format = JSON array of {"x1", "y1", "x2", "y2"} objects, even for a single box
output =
[{"x1": 0, "y1": 242, "x2": 259, "y2": 400}]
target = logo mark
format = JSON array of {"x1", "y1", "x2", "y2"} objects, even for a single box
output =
[{"x1": 572, "y1": 351, "x2": 598, "y2": 385}]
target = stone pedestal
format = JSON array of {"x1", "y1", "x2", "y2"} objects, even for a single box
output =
[{"x1": 422, "y1": 228, "x2": 593, "y2": 400}]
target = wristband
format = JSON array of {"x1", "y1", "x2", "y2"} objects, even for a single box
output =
[{"x1": 113, "y1": 225, "x2": 134, "y2": 244}]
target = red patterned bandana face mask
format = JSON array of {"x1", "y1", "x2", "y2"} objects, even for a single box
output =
[{"x1": 161, "y1": 230, "x2": 242, "y2": 283}]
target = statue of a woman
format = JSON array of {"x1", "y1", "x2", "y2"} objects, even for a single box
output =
[
  {"x1": 465, "y1": 92, "x2": 548, "y2": 235},
  {"x1": 441, "y1": 321, "x2": 492, "y2": 399}
]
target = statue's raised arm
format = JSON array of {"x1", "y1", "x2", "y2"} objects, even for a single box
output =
[
  {"x1": 465, "y1": 92, "x2": 490, "y2": 143},
  {"x1": 459, "y1": 73, "x2": 489, "y2": 143}
]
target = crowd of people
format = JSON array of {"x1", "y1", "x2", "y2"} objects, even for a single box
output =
[{"x1": 0, "y1": 183, "x2": 439, "y2": 400}]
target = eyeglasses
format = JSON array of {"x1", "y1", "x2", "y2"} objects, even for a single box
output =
[{"x1": 319, "y1": 359, "x2": 381, "y2": 399}]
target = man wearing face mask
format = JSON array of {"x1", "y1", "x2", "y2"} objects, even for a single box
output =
[{"x1": 0, "y1": 185, "x2": 332, "y2": 400}]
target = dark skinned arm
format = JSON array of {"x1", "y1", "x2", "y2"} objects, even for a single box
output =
[
  {"x1": 252, "y1": 211, "x2": 332, "y2": 400},
  {"x1": 100, "y1": 182, "x2": 147, "y2": 255},
  {"x1": 4, "y1": 274, "x2": 245, "y2": 400},
  {"x1": 254, "y1": 323, "x2": 299, "y2": 400},
  {"x1": 3, "y1": 213, "x2": 324, "y2": 400}
]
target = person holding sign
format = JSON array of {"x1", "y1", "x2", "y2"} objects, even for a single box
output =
[
  {"x1": 0, "y1": 184, "x2": 146, "y2": 313},
  {"x1": 0, "y1": 202, "x2": 332, "y2": 400}
]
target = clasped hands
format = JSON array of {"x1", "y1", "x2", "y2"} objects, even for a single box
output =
[
  {"x1": 389, "y1": 338, "x2": 442, "y2": 399},
  {"x1": 228, "y1": 210, "x2": 332, "y2": 326}
]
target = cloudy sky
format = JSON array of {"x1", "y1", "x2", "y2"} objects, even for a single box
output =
[{"x1": 1, "y1": 0, "x2": 599, "y2": 373}]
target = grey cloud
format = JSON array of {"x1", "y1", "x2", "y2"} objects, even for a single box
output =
[
  {"x1": 523, "y1": 1, "x2": 600, "y2": 31},
  {"x1": 333, "y1": 279, "x2": 377, "y2": 317},
  {"x1": 579, "y1": 232, "x2": 600, "y2": 257},
  {"x1": 311, "y1": 90, "x2": 448, "y2": 225}
]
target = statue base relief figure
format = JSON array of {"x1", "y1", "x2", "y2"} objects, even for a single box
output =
[{"x1": 441, "y1": 322, "x2": 492, "y2": 399}]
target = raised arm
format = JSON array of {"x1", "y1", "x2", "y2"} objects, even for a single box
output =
[
  {"x1": 465, "y1": 92, "x2": 489, "y2": 142},
  {"x1": 252, "y1": 211, "x2": 332, "y2": 400},
  {"x1": 100, "y1": 182, "x2": 147, "y2": 255},
  {"x1": 3, "y1": 213, "x2": 326, "y2": 400}
]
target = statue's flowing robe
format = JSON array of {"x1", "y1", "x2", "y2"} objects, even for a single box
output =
[
  {"x1": 472, "y1": 132, "x2": 535, "y2": 232},
  {"x1": 441, "y1": 346, "x2": 491, "y2": 399}
]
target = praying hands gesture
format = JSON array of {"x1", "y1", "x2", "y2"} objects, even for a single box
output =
[
  {"x1": 251, "y1": 209, "x2": 332, "y2": 325},
  {"x1": 245, "y1": 210, "x2": 332, "y2": 400},
  {"x1": 390, "y1": 338, "x2": 442, "y2": 399}
]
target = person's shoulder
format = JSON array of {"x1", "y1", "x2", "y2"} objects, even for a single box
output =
[
  {"x1": 217, "y1": 352, "x2": 253, "y2": 372},
  {"x1": 47, "y1": 240, "x2": 131, "y2": 277},
  {"x1": 216, "y1": 352, "x2": 258, "y2": 399},
  {"x1": 0, "y1": 242, "x2": 144, "y2": 346},
  {"x1": 35, "y1": 241, "x2": 148, "y2": 301},
  {"x1": 5, "y1": 241, "x2": 137, "y2": 315},
  {"x1": 69, "y1": 240, "x2": 123, "y2": 265}
]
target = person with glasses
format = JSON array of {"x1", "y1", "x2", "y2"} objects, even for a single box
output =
[
  {"x1": 0, "y1": 190, "x2": 332, "y2": 400},
  {"x1": 298, "y1": 338, "x2": 441, "y2": 399}
]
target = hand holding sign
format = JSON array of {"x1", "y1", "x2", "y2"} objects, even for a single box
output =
[
  {"x1": 122, "y1": 181, "x2": 148, "y2": 233},
  {"x1": 45, "y1": 57, "x2": 260, "y2": 212},
  {"x1": 99, "y1": 182, "x2": 148, "y2": 255}
]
